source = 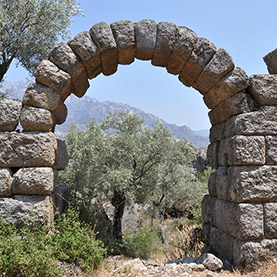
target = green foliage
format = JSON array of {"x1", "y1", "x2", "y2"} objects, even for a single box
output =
[
  {"x1": 0, "y1": 209, "x2": 105, "y2": 276},
  {"x1": 0, "y1": 0, "x2": 82, "y2": 81}
]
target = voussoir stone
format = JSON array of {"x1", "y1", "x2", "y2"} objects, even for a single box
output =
[
  {"x1": 249, "y1": 74, "x2": 277, "y2": 105},
  {"x1": 53, "y1": 100, "x2": 68, "y2": 125},
  {"x1": 135, "y1": 19, "x2": 157, "y2": 60},
  {"x1": 166, "y1": 26, "x2": 197, "y2": 75},
  {"x1": 68, "y1": 31, "x2": 102, "y2": 79},
  {"x1": 90, "y1": 22, "x2": 118, "y2": 76},
  {"x1": 152, "y1": 21, "x2": 177, "y2": 67},
  {"x1": 208, "y1": 91, "x2": 257, "y2": 125},
  {"x1": 34, "y1": 60, "x2": 72, "y2": 100},
  {"x1": 49, "y1": 42, "x2": 89, "y2": 98},
  {"x1": 0, "y1": 132, "x2": 57, "y2": 167},
  {"x1": 20, "y1": 106, "x2": 56, "y2": 132},
  {"x1": 264, "y1": 203, "x2": 277, "y2": 238},
  {"x1": 193, "y1": 48, "x2": 234, "y2": 94},
  {"x1": 0, "y1": 98, "x2": 22, "y2": 131},
  {"x1": 227, "y1": 166, "x2": 277, "y2": 203},
  {"x1": 218, "y1": 135, "x2": 265, "y2": 166},
  {"x1": 0, "y1": 168, "x2": 13, "y2": 197},
  {"x1": 263, "y1": 48, "x2": 277, "y2": 74},
  {"x1": 13, "y1": 167, "x2": 56, "y2": 195},
  {"x1": 0, "y1": 195, "x2": 53, "y2": 226},
  {"x1": 111, "y1": 20, "x2": 136, "y2": 65},
  {"x1": 56, "y1": 139, "x2": 69, "y2": 170},
  {"x1": 225, "y1": 106, "x2": 277, "y2": 137},
  {"x1": 179, "y1": 37, "x2": 216, "y2": 88},
  {"x1": 23, "y1": 83, "x2": 61, "y2": 111},
  {"x1": 204, "y1": 67, "x2": 250, "y2": 109}
]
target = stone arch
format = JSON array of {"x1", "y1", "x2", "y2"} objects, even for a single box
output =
[{"x1": 0, "y1": 19, "x2": 276, "y2": 267}]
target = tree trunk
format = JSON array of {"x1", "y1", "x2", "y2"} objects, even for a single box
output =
[
  {"x1": 111, "y1": 191, "x2": 126, "y2": 241},
  {"x1": 0, "y1": 61, "x2": 12, "y2": 83},
  {"x1": 159, "y1": 208, "x2": 167, "y2": 244}
]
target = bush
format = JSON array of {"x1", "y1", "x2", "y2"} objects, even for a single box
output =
[{"x1": 0, "y1": 208, "x2": 106, "y2": 276}]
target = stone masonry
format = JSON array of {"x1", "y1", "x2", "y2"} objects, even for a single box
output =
[{"x1": 0, "y1": 19, "x2": 276, "y2": 267}]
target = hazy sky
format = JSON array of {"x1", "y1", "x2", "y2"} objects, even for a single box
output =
[{"x1": 5, "y1": 0, "x2": 277, "y2": 130}]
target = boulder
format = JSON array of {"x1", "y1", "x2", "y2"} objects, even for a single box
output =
[{"x1": 197, "y1": 253, "x2": 223, "y2": 271}]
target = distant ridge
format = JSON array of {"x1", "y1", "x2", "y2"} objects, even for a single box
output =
[{"x1": 3, "y1": 80, "x2": 209, "y2": 147}]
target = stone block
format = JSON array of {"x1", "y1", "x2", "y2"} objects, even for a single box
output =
[
  {"x1": 228, "y1": 166, "x2": 277, "y2": 203},
  {"x1": 0, "y1": 98, "x2": 22, "y2": 131},
  {"x1": 264, "y1": 203, "x2": 277, "y2": 238},
  {"x1": 209, "y1": 122, "x2": 225, "y2": 143},
  {"x1": 111, "y1": 20, "x2": 136, "y2": 65},
  {"x1": 207, "y1": 142, "x2": 218, "y2": 169},
  {"x1": 135, "y1": 19, "x2": 157, "y2": 60},
  {"x1": 216, "y1": 167, "x2": 228, "y2": 200},
  {"x1": 203, "y1": 67, "x2": 249, "y2": 109},
  {"x1": 218, "y1": 136, "x2": 265, "y2": 166},
  {"x1": 266, "y1": 136, "x2": 277, "y2": 164},
  {"x1": 53, "y1": 185, "x2": 68, "y2": 218},
  {"x1": 13, "y1": 167, "x2": 56, "y2": 195},
  {"x1": 53, "y1": 100, "x2": 67, "y2": 125},
  {"x1": 0, "y1": 132, "x2": 57, "y2": 167},
  {"x1": 179, "y1": 37, "x2": 216, "y2": 88},
  {"x1": 249, "y1": 74, "x2": 277, "y2": 105},
  {"x1": 56, "y1": 139, "x2": 69, "y2": 170},
  {"x1": 68, "y1": 31, "x2": 102, "y2": 79},
  {"x1": 201, "y1": 195, "x2": 216, "y2": 225},
  {"x1": 90, "y1": 22, "x2": 118, "y2": 76},
  {"x1": 20, "y1": 106, "x2": 56, "y2": 132},
  {"x1": 0, "y1": 168, "x2": 13, "y2": 197},
  {"x1": 152, "y1": 21, "x2": 176, "y2": 67},
  {"x1": 48, "y1": 42, "x2": 89, "y2": 98},
  {"x1": 202, "y1": 223, "x2": 211, "y2": 243},
  {"x1": 0, "y1": 195, "x2": 53, "y2": 226},
  {"x1": 34, "y1": 60, "x2": 72, "y2": 100},
  {"x1": 208, "y1": 171, "x2": 217, "y2": 197},
  {"x1": 263, "y1": 48, "x2": 277, "y2": 74},
  {"x1": 208, "y1": 91, "x2": 257, "y2": 125},
  {"x1": 166, "y1": 26, "x2": 197, "y2": 75},
  {"x1": 23, "y1": 83, "x2": 61, "y2": 111},
  {"x1": 193, "y1": 48, "x2": 234, "y2": 94},
  {"x1": 225, "y1": 106, "x2": 277, "y2": 137}
]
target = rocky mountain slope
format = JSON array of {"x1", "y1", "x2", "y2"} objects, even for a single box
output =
[{"x1": 2, "y1": 81, "x2": 209, "y2": 147}]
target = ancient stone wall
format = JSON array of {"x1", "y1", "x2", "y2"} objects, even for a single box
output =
[{"x1": 0, "y1": 19, "x2": 276, "y2": 267}]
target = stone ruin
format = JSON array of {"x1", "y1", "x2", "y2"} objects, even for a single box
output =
[{"x1": 0, "y1": 19, "x2": 276, "y2": 267}]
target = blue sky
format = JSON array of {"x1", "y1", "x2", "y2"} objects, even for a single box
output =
[{"x1": 5, "y1": 0, "x2": 277, "y2": 130}]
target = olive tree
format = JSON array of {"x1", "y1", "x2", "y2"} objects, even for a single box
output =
[{"x1": 0, "y1": 0, "x2": 82, "y2": 82}]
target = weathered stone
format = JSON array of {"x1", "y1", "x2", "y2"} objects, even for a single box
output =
[
  {"x1": 111, "y1": 20, "x2": 136, "y2": 65},
  {"x1": 263, "y1": 48, "x2": 277, "y2": 74},
  {"x1": 34, "y1": 60, "x2": 72, "y2": 100},
  {"x1": 166, "y1": 26, "x2": 197, "y2": 75},
  {"x1": 56, "y1": 139, "x2": 69, "y2": 170},
  {"x1": 207, "y1": 142, "x2": 218, "y2": 169},
  {"x1": 225, "y1": 106, "x2": 277, "y2": 137},
  {"x1": 0, "y1": 195, "x2": 53, "y2": 226},
  {"x1": 197, "y1": 253, "x2": 223, "y2": 271},
  {"x1": 0, "y1": 98, "x2": 22, "y2": 131},
  {"x1": 0, "y1": 132, "x2": 57, "y2": 167},
  {"x1": 266, "y1": 136, "x2": 277, "y2": 164},
  {"x1": 204, "y1": 67, "x2": 250, "y2": 109},
  {"x1": 264, "y1": 203, "x2": 277, "y2": 238},
  {"x1": 68, "y1": 31, "x2": 102, "y2": 79},
  {"x1": 201, "y1": 195, "x2": 216, "y2": 225},
  {"x1": 53, "y1": 185, "x2": 68, "y2": 218},
  {"x1": 215, "y1": 199, "x2": 264, "y2": 240},
  {"x1": 218, "y1": 136, "x2": 265, "y2": 166},
  {"x1": 179, "y1": 37, "x2": 216, "y2": 88},
  {"x1": 208, "y1": 91, "x2": 257, "y2": 125},
  {"x1": 49, "y1": 42, "x2": 89, "y2": 98},
  {"x1": 228, "y1": 166, "x2": 277, "y2": 203},
  {"x1": 53, "y1": 100, "x2": 67, "y2": 125},
  {"x1": 208, "y1": 171, "x2": 217, "y2": 197},
  {"x1": 90, "y1": 22, "x2": 118, "y2": 76},
  {"x1": 216, "y1": 167, "x2": 228, "y2": 200},
  {"x1": 135, "y1": 19, "x2": 157, "y2": 60},
  {"x1": 13, "y1": 167, "x2": 55, "y2": 195},
  {"x1": 193, "y1": 48, "x2": 234, "y2": 94},
  {"x1": 210, "y1": 227, "x2": 234, "y2": 262},
  {"x1": 23, "y1": 83, "x2": 61, "y2": 111},
  {"x1": 202, "y1": 223, "x2": 211, "y2": 243},
  {"x1": 20, "y1": 106, "x2": 56, "y2": 132},
  {"x1": 209, "y1": 122, "x2": 225, "y2": 142},
  {"x1": 0, "y1": 168, "x2": 12, "y2": 197},
  {"x1": 152, "y1": 22, "x2": 176, "y2": 67}
]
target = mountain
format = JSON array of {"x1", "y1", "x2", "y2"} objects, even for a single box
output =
[
  {"x1": 195, "y1": 129, "x2": 209, "y2": 137},
  {"x1": 3, "y1": 80, "x2": 209, "y2": 147}
]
